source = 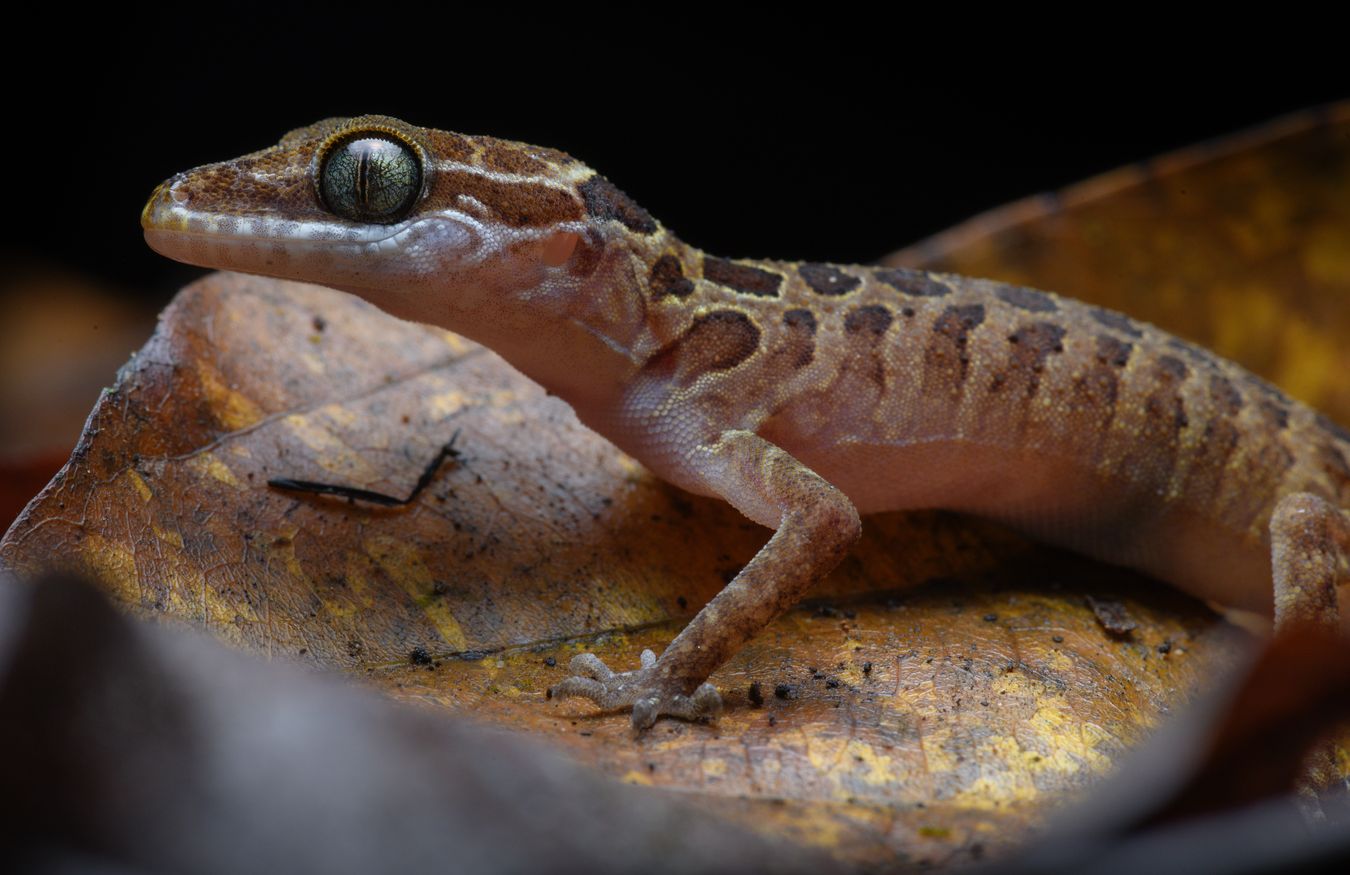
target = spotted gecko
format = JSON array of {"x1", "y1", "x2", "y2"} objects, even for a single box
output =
[{"x1": 143, "y1": 115, "x2": 1350, "y2": 729}]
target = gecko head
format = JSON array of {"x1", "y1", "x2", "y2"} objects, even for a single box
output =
[{"x1": 143, "y1": 115, "x2": 662, "y2": 327}]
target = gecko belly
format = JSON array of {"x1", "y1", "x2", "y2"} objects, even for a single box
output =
[{"x1": 778, "y1": 436, "x2": 1274, "y2": 615}]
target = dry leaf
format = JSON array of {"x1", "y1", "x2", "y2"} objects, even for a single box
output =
[{"x1": 0, "y1": 273, "x2": 1247, "y2": 869}]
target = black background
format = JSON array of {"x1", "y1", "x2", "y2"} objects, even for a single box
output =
[{"x1": 7, "y1": 17, "x2": 1342, "y2": 305}]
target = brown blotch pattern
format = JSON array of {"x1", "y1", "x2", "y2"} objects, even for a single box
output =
[
  {"x1": 578, "y1": 175, "x2": 657, "y2": 234},
  {"x1": 1148, "y1": 356, "x2": 1191, "y2": 431},
  {"x1": 1114, "y1": 350, "x2": 1192, "y2": 489},
  {"x1": 1257, "y1": 398, "x2": 1291, "y2": 431},
  {"x1": 1090, "y1": 307, "x2": 1145, "y2": 339},
  {"x1": 843, "y1": 305, "x2": 894, "y2": 337},
  {"x1": 649, "y1": 254, "x2": 694, "y2": 299},
  {"x1": 1208, "y1": 375, "x2": 1244, "y2": 417},
  {"x1": 924, "y1": 304, "x2": 986, "y2": 395},
  {"x1": 1095, "y1": 334, "x2": 1134, "y2": 369},
  {"x1": 1183, "y1": 374, "x2": 1246, "y2": 505},
  {"x1": 1242, "y1": 378, "x2": 1296, "y2": 429},
  {"x1": 996, "y1": 285, "x2": 1058, "y2": 313},
  {"x1": 781, "y1": 308, "x2": 818, "y2": 369},
  {"x1": 647, "y1": 310, "x2": 761, "y2": 387},
  {"x1": 997, "y1": 322, "x2": 1067, "y2": 398},
  {"x1": 434, "y1": 170, "x2": 582, "y2": 228},
  {"x1": 799, "y1": 263, "x2": 861, "y2": 297},
  {"x1": 703, "y1": 256, "x2": 783, "y2": 298},
  {"x1": 874, "y1": 267, "x2": 950, "y2": 298}
]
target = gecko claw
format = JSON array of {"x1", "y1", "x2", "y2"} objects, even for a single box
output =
[{"x1": 552, "y1": 649, "x2": 722, "y2": 730}]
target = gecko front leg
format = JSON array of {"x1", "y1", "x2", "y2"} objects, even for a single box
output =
[{"x1": 553, "y1": 430, "x2": 862, "y2": 729}]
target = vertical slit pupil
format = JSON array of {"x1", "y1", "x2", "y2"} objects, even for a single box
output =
[
  {"x1": 355, "y1": 147, "x2": 370, "y2": 212},
  {"x1": 321, "y1": 132, "x2": 421, "y2": 223}
]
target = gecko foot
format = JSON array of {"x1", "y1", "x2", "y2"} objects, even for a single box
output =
[{"x1": 551, "y1": 649, "x2": 722, "y2": 730}]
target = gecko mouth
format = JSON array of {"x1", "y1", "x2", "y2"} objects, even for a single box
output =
[{"x1": 141, "y1": 179, "x2": 482, "y2": 287}]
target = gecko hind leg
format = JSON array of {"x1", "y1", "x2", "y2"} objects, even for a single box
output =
[
  {"x1": 1270, "y1": 492, "x2": 1349, "y2": 633},
  {"x1": 1269, "y1": 492, "x2": 1350, "y2": 804}
]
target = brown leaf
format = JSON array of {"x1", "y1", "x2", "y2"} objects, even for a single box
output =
[{"x1": 0, "y1": 272, "x2": 1250, "y2": 869}]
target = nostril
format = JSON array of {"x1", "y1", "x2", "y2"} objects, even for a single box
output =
[{"x1": 169, "y1": 183, "x2": 190, "y2": 205}]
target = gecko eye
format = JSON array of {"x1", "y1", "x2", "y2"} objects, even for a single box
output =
[{"x1": 319, "y1": 132, "x2": 422, "y2": 223}]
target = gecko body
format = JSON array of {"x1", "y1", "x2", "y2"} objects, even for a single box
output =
[{"x1": 144, "y1": 115, "x2": 1350, "y2": 728}]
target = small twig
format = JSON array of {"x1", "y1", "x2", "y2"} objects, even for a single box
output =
[{"x1": 268, "y1": 429, "x2": 462, "y2": 507}]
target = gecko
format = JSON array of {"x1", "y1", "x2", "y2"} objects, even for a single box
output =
[{"x1": 142, "y1": 114, "x2": 1350, "y2": 731}]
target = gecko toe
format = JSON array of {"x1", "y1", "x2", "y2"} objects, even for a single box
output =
[
  {"x1": 567, "y1": 652, "x2": 616, "y2": 681},
  {"x1": 553, "y1": 650, "x2": 723, "y2": 729}
]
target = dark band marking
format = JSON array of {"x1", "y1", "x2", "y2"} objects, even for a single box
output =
[
  {"x1": 1258, "y1": 399, "x2": 1290, "y2": 431},
  {"x1": 1095, "y1": 334, "x2": 1134, "y2": 368},
  {"x1": 1072, "y1": 337, "x2": 1128, "y2": 454},
  {"x1": 844, "y1": 305, "x2": 894, "y2": 337},
  {"x1": 1244, "y1": 380, "x2": 1295, "y2": 437},
  {"x1": 647, "y1": 310, "x2": 761, "y2": 387},
  {"x1": 783, "y1": 308, "x2": 817, "y2": 332},
  {"x1": 875, "y1": 267, "x2": 950, "y2": 297},
  {"x1": 578, "y1": 175, "x2": 657, "y2": 234},
  {"x1": 799, "y1": 263, "x2": 861, "y2": 297},
  {"x1": 1145, "y1": 355, "x2": 1190, "y2": 432},
  {"x1": 1090, "y1": 307, "x2": 1145, "y2": 339},
  {"x1": 998, "y1": 322, "x2": 1067, "y2": 398},
  {"x1": 924, "y1": 303, "x2": 986, "y2": 394},
  {"x1": 996, "y1": 286, "x2": 1058, "y2": 313},
  {"x1": 1112, "y1": 348, "x2": 1192, "y2": 489},
  {"x1": 1208, "y1": 374, "x2": 1244, "y2": 417},
  {"x1": 782, "y1": 308, "x2": 818, "y2": 368},
  {"x1": 703, "y1": 256, "x2": 783, "y2": 298},
  {"x1": 650, "y1": 254, "x2": 695, "y2": 299},
  {"x1": 1184, "y1": 374, "x2": 1246, "y2": 504},
  {"x1": 434, "y1": 170, "x2": 583, "y2": 228},
  {"x1": 1156, "y1": 355, "x2": 1189, "y2": 383}
]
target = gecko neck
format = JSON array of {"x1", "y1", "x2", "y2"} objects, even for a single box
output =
[{"x1": 346, "y1": 235, "x2": 666, "y2": 418}]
